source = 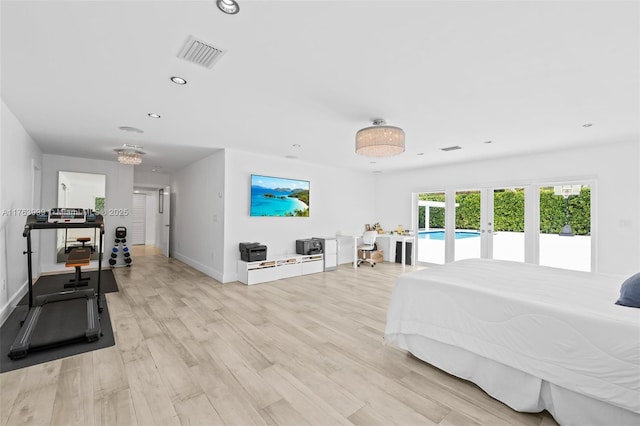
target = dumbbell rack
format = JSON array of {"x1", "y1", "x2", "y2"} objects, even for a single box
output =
[{"x1": 108, "y1": 226, "x2": 132, "y2": 267}]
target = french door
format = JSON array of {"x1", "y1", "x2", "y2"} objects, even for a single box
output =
[
  {"x1": 450, "y1": 187, "x2": 525, "y2": 262},
  {"x1": 416, "y1": 183, "x2": 592, "y2": 271}
]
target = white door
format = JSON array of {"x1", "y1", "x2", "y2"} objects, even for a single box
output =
[
  {"x1": 132, "y1": 194, "x2": 146, "y2": 245},
  {"x1": 160, "y1": 186, "x2": 170, "y2": 257}
]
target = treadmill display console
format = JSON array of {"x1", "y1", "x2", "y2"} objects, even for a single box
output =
[{"x1": 48, "y1": 208, "x2": 86, "y2": 223}]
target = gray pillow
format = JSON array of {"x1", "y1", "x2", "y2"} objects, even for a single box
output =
[{"x1": 615, "y1": 272, "x2": 640, "y2": 308}]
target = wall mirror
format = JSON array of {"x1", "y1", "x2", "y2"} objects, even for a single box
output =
[{"x1": 56, "y1": 171, "x2": 106, "y2": 263}]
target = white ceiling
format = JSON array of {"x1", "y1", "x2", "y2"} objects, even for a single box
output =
[{"x1": 2, "y1": 1, "x2": 638, "y2": 174}]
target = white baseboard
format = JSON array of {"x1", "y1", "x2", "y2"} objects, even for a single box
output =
[
  {"x1": 172, "y1": 252, "x2": 224, "y2": 283},
  {"x1": 0, "y1": 279, "x2": 29, "y2": 327}
]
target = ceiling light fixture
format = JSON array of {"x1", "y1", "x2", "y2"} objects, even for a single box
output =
[
  {"x1": 115, "y1": 144, "x2": 145, "y2": 165},
  {"x1": 217, "y1": 0, "x2": 240, "y2": 15},
  {"x1": 148, "y1": 113, "x2": 161, "y2": 119},
  {"x1": 582, "y1": 123, "x2": 593, "y2": 128},
  {"x1": 170, "y1": 76, "x2": 187, "y2": 85},
  {"x1": 355, "y1": 119, "x2": 405, "y2": 157}
]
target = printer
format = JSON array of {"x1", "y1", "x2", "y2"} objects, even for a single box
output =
[
  {"x1": 239, "y1": 242, "x2": 267, "y2": 262},
  {"x1": 296, "y1": 238, "x2": 323, "y2": 255}
]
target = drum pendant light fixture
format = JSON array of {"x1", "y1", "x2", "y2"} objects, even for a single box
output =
[{"x1": 355, "y1": 119, "x2": 405, "y2": 157}]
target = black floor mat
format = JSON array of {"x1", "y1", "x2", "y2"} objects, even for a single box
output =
[
  {"x1": 16, "y1": 269, "x2": 118, "y2": 305},
  {"x1": 0, "y1": 270, "x2": 118, "y2": 373}
]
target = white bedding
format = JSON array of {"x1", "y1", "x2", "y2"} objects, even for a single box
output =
[{"x1": 384, "y1": 259, "x2": 640, "y2": 424}]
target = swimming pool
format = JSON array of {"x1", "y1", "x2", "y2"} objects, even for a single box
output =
[{"x1": 419, "y1": 230, "x2": 480, "y2": 240}]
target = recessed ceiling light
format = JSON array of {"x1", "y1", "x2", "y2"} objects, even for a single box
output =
[
  {"x1": 373, "y1": 171, "x2": 382, "y2": 174},
  {"x1": 285, "y1": 155, "x2": 298, "y2": 159},
  {"x1": 582, "y1": 123, "x2": 593, "y2": 128},
  {"x1": 170, "y1": 76, "x2": 187, "y2": 85},
  {"x1": 118, "y1": 126, "x2": 144, "y2": 133},
  {"x1": 217, "y1": 0, "x2": 240, "y2": 15},
  {"x1": 483, "y1": 140, "x2": 493, "y2": 144},
  {"x1": 417, "y1": 152, "x2": 424, "y2": 156},
  {"x1": 370, "y1": 161, "x2": 377, "y2": 164},
  {"x1": 292, "y1": 144, "x2": 301, "y2": 148},
  {"x1": 148, "y1": 113, "x2": 161, "y2": 119}
]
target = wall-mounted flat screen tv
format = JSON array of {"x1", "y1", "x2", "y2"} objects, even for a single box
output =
[{"x1": 250, "y1": 174, "x2": 309, "y2": 217}]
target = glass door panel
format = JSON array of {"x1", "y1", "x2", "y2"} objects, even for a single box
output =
[
  {"x1": 417, "y1": 192, "x2": 446, "y2": 264},
  {"x1": 539, "y1": 184, "x2": 591, "y2": 271},
  {"x1": 492, "y1": 187, "x2": 525, "y2": 262},
  {"x1": 454, "y1": 190, "x2": 481, "y2": 261}
]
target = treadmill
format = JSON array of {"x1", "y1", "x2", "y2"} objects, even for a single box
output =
[{"x1": 8, "y1": 212, "x2": 105, "y2": 360}]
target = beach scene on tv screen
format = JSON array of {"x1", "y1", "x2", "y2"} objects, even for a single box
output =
[{"x1": 251, "y1": 175, "x2": 309, "y2": 217}]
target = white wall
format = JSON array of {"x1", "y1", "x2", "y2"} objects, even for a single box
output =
[
  {"x1": 0, "y1": 100, "x2": 43, "y2": 323},
  {"x1": 170, "y1": 149, "x2": 375, "y2": 283},
  {"x1": 134, "y1": 170, "x2": 171, "y2": 188},
  {"x1": 375, "y1": 141, "x2": 640, "y2": 276},
  {"x1": 223, "y1": 149, "x2": 375, "y2": 282},
  {"x1": 41, "y1": 154, "x2": 134, "y2": 272},
  {"x1": 171, "y1": 150, "x2": 225, "y2": 281}
]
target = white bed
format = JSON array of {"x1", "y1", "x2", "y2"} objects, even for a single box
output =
[{"x1": 384, "y1": 259, "x2": 640, "y2": 426}]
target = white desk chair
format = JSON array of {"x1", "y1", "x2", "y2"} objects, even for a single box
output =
[{"x1": 357, "y1": 230, "x2": 378, "y2": 267}]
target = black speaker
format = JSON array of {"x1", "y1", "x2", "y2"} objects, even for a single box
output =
[{"x1": 395, "y1": 241, "x2": 412, "y2": 265}]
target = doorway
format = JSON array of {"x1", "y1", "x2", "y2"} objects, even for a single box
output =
[
  {"x1": 132, "y1": 193, "x2": 146, "y2": 245},
  {"x1": 130, "y1": 186, "x2": 170, "y2": 258}
]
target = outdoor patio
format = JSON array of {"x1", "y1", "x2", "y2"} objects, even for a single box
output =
[{"x1": 418, "y1": 231, "x2": 591, "y2": 272}]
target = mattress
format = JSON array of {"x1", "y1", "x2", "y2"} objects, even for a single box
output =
[{"x1": 384, "y1": 259, "x2": 640, "y2": 417}]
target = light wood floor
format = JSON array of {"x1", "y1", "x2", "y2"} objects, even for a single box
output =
[
  {"x1": 1, "y1": 250, "x2": 559, "y2": 426},
  {"x1": 131, "y1": 244, "x2": 162, "y2": 257}
]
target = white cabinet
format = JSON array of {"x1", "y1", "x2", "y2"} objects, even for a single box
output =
[
  {"x1": 276, "y1": 258, "x2": 302, "y2": 279},
  {"x1": 302, "y1": 254, "x2": 324, "y2": 274},
  {"x1": 314, "y1": 237, "x2": 337, "y2": 271},
  {"x1": 238, "y1": 253, "x2": 323, "y2": 285}
]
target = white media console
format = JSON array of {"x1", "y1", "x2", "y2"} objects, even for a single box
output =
[{"x1": 237, "y1": 253, "x2": 324, "y2": 285}]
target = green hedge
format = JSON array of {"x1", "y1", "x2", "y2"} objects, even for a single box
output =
[{"x1": 418, "y1": 187, "x2": 590, "y2": 235}]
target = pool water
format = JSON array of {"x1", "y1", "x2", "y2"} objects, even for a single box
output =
[{"x1": 419, "y1": 230, "x2": 480, "y2": 240}]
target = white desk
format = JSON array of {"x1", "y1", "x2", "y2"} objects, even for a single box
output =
[
  {"x1": 376, "y1": 234, "x2": 415, "y2": 266},
  {"x1": 337, "y1": 233, "x2": 416, "y2": 267}
]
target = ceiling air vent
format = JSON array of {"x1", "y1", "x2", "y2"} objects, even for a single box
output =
[
  {"x1": 440, "y1": 145, "x2": 462, "y2": 152},
  {"x1": 177, "y1": 35, "x2": 226, "y2": 69}
]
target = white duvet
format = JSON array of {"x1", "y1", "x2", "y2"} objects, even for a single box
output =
[{"x1": 384, "y1": 259, "x2": 640, "y2": 415}]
